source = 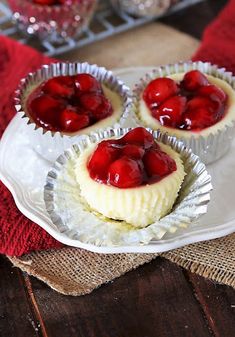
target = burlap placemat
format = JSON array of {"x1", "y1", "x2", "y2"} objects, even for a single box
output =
[{"x1": 7, "y1": 24, "x2": 235, "y2": 295}]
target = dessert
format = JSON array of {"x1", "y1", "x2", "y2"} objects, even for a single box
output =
[
  {"x1": 8, "y1": 0, "x2": 97, "y2": 41},
  {"x1": 24, "y1": 73, "x2": 122, "y2": 135},
  {"x1": 75, "y1": 127, "x2": 185, "y2": 227},
  {"x1": 134, "y1": 62, "x2": 235, "y2": 164},
  {"x1": 16, "y1": 62, "x2": 132, "y2": 162}
]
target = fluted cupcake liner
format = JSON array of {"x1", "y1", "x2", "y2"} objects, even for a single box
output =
[
  {"x1": 44, "y1": 127, "x2": 212, "y2": 249},
  {"x1": 8, "y1": 0, "x2": 97, "y2": 41},
  {"x1": 110, "y1": 0, "x2": 175, "y2": 18},
  {"x1": 14, "y1": 62, "x2": 133, "y2": 162},
  {"x1": 133, "y1": 61, "x2": 235, "y2": 165}
]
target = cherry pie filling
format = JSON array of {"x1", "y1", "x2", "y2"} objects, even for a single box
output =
[
  {"x1": 30, "y1": 0, "x2": 71, "y2": 6},
  {"x1": 26, "y1": 74, "x2": 113, "y2": 133},
  {"x1": 143, "y1": 70, "x2": 228, "y2": 131},
  {"x1": 87, "y1": 127, "x2": 177, "y2": 188}
]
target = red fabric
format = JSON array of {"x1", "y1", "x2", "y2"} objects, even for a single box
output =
[
  {"x1": 0, "y1": 0, "x2": 234, "y2": 256},
  {"x1": 0, "y1": 36, "x2": 63, "y2": 256},
  {"x1": 192, "y1": 0, "x2": 235, "y2": 73}
]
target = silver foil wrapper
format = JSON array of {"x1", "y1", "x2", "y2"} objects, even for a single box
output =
[
  {"x1": 15, "y1": 62, "x2": 133, "y2": 162},
  {"x1": 133, "y1": 61, "x2": 235, "y2": 165},
  {"x1": 110, "y1": 0, "x2": 175, "y2": 17},
  {"x1": 8, "y1": 0, "x2": 97, "y2": 42},
  {"x1": 44, "y1": 127, "x2": 212, "y2": 248}
]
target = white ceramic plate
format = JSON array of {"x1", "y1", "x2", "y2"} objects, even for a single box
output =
[{"x1": 1, "y1": 67, "x2": 235, "y2": 254}]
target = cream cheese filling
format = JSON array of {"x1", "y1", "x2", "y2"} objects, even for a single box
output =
[
  {"x1": 75, "y1": 141, "x2": 185, "y2": 228},
  {"x1": 138, "y1": 74, "x2": 235, "y2": 139}
]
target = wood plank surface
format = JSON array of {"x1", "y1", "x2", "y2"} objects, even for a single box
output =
[
  {"x1": 23, "y1": 259, "x2": 213, "y2": 337},
  {"x1": 0, "y1": 257, "x2": 41, "y2": 337},
  {"x1": 0, "y1": 1, "x2": 234, "y2": 337}
]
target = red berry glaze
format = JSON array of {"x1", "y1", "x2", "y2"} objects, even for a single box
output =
[
  {"x1": 197, "y1": 84, "x2": 227, "y2": 103},
  {"x1": 32, "y1": 0, "x2": 69, "y2": 6},
  {"x1": 143, "y1": 149, "x2": 176, "y2": 178},
  {"x1": 87, "y1": 127, "x2": 177, "y2": 188},
  {"x1": 153, "y1": 96, "x2": 186, "y2": 127},
  {"x1": 88, "y1": 141, "x2": 120, "y2": 182},
  {"x1": 26, "y1": 73, "x2": 113, "y2": 133},
  {"x1": 143, "y1": 78, "x2": 179, "y2": 107},
  {"x1": 120, "y1": 127, "x2": 155, "y2": 149},
  {"x1": 143, "y1": 70, "x2": 228, "y2": 131},
  {"x1": 74, "y1": 74, "x2": 102, "y2": 94},
  {"x1": 60, "y1": 109, "x2": 89, "y2": 132},
  {"x1": 108, "y1": 157, "x2": 143, "y2": 188},
  {"x1": 181, "y1": 70, "x2": 209, "y2": 91}
]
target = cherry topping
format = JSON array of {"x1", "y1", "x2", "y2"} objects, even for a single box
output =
[
  {"x1": 181, "y1": 70, "x2": 209, "y2": 91},
  {"x1": 29, "y1": 94, "x2": 64, "y2": 129},
  {"x1": 143, "y1": 149, "x2": 176, "y2": 178},
  {"x1": 27, "y1": 73, "x2": 113, "y2": 133},
  {"x1": 60, "y1": 109, "x2": 89, "y2": 132},
  {"x1": 121, "y1": 127, "x2": 155, "y2": 149},
  {"x1": 143, "y1": 70, "x2": 228, "y2": 131},
  {"x1": 87, "y1": 127, "x2": 177, "y2": 188},
  {"x1": 122, "y1": 144, "x2": 145, "y2": 159},
  {"x1": 108, "y1": 157, "x2": 143, "y2": 188},
  {"x1": 88, "y1": 141, "x2": 120, "y2": 182},
  {"x1": 143, "y1": 78, "x2": 179, "y2": 107},
  {"x1": 153, "y1": 96, "x2": 186, "y2": 127},
  {"x1": 197, "y1": 84, "x2": 227, "y2": 103},
  {"x1": 80, "y1": 93, "x2": 113, "y2": 120},
  {"x1": 186, "y1": 96, "x2": 220, "y2": 114},
  {"x1": 182, "y1": 108, "x2": 215, "y2": 130},
  {"x1": 42, "y1": 76, "x2": 74, "y2": 98},
  {"x1": 74, "y1": 74, "x2": 102, "y2": 94},
  {"x1": 32, "y1": 0, "x2": 68, "y2": 5}
]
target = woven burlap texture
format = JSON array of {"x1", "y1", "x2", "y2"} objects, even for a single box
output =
[
  {"x1": 8, "y1": 233, "x2": 235, "y2": 296},
  {"x1": 7, "y1": 24, "x2": 235, "y2": 296}
]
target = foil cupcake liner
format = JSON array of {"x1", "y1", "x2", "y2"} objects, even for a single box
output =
[
  {"x1": 133, "y1": 61, "x2": 235, "y2": 165},
  {"x1": 15, "y1": 62, "x2": 133, "y2": 162},
  {"x1": 110, "y1": 0, "x2": 174, "y2": 17},
  {"x1": 8, "y1": 0, "x2": 97, "y2": 41},
  {"x1": 44, "y1": 127, "x2": 212, "y2": 248}
]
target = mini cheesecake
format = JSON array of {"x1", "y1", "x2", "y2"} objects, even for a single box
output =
[
  {"x1": 22, "y1": 73, "x2": 123, "y2": 136},
  {"x1": 138, "y1": 69, "x2": 235, "y2": 138},
  {"x1": 75, "y1": 127, "x2": 185, "y2": 228}
]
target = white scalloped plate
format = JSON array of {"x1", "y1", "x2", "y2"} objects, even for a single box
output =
[{"x1": 1, "y1": 67, "x2": 235, "y2": 254}]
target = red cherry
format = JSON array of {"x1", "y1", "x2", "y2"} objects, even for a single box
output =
[
  {"x1": 42, "y1": 76, "x2": 74, "y2": 98},
  {"x1": 143, "y1": 78, "x2": 179, "y2": 107},
  {"x1": 74, "y1": 74, "x2": 102, "y2": 94},
  {"x1": 121, "y1": 127, "x2": 154, "y2": 149},
  {"x1": 60, "y1": 109, "x2": 89, "y2": 132},
  {"x1": 33, "y1": 0, "x2": 56, "y2": 5},
  {"x1": 88, "y1": 141, "x2": 120, "y2": 181},
  {"x1": 29, "y1": 94, "x2": 64, "y2": 128},
  {"x1": 108, "y1": 157, "x2": 143, "y2": 188},
  {"x1": 186, "y1": 96, "x2": 220, "y2": 114},
  {"x1": 80, "y1": 93, "x2": 103, "y2": 111},
  {"x1": 182, "y1": 108, "x2": 215, "y2": 130},
  {"x1": 122, "y1": 144, "x2": 145, "y2": 159},
  {"x1": 92, "y1": 96, "x2": 113, "y2": 120},
  {"x1": 143, "y1": 149, "x2": 176, "y2": 178},
  {"x1": 197, "y1": 84, "x2": 227, "y2": 103},
  {"x1": 181, "y1": 70, "x2": 209, "y2": 91},
  {"x1": 152, "y1": 95, "x2": 186, "y2": 127}
]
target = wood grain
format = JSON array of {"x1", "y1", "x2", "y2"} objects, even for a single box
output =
[
  {"x1": 0, "y1": 257, "x2": 41, "y2": 337},
  {"x1": 27, "y1": 259, "x2": 212, "y2": 337},
  {"x1": 188, "y1": 273, "x2": 235, "y2": 337}
]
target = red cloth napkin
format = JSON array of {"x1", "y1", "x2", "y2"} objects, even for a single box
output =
[{"x1": 1, "y1": 0, "x2": 235, "y2": 257}]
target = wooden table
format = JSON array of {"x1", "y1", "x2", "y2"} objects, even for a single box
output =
[{"x1": 1, "y1": 1, "x2": 235, "y2": 336}]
